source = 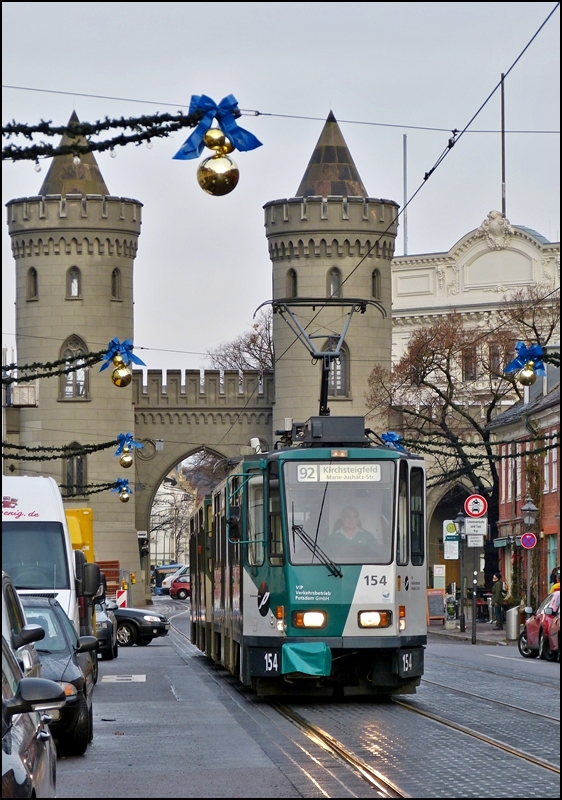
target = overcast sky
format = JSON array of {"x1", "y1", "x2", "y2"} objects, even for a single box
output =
[{"x1": 2, "y1": 2, "x2": 560, "y2": 374}]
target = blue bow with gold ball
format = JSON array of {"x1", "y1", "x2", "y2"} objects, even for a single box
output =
[
  {"x1": 112, "y1": 478, "x2": 133, "y2": 503},
  {"x1": 173, "y1": 94, "x2": 262, "y2": 161},
  {"x1": 381, "y1": 432, "x2": 406, "y2": 451},
  {"x1": 505, "y1": 341, "x2": 546, "y2": 376},
  {"x1": 114, "y1": 433, "x2": 144, "y2": 456},
  {"x1": 100, "y1": 338, "x2": 146, "y2": 372}
]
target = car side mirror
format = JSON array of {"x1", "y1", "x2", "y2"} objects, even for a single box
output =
[
  {"x1": 227, "y1": 506, "x2": 241, "y2": 541},
  {"x1": 105, "y1": 600, "x2": 118, "y2": 611},
  {"x1": 76, "y1": 636, "x2": 99, "y2": 653}
]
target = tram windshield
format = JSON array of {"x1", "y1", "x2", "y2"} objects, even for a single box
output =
[{"x1": 283, "y1": 461, "x2": 395, "y2": 565}]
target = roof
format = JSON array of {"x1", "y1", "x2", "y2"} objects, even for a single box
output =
[
  {"x1": 512, "y1": 225, "x2": 551, "y2": 245},
  {"x1": 295, "y1": 111, "x2": 367, "y2": 198},
  {"x1": 487, "y1": 385, "x2": 560, "y2": 431},
  {"x1": 38, "y1": 111, "x2": 110, "y2": 197}
]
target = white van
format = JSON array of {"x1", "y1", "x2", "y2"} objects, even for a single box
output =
[
  {"x1": 161, "y1": 564, "x2": 189, "y2": 594},
  {"x1": 2, "y1": 476, "x2": 99, "y2": 632}
]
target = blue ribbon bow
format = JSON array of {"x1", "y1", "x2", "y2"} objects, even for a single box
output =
[
  {"x1": 505, "y1": 341, "x2": 546, "y2": 376},
  {"x1": 381, "y1": 432, "x2": 406, "y2": 451},
  {"x1": 99, "y1": 338, "x2": 146, "y2": 372},
  {"x1": 173, "y1": 94, "x2": 262, "y2": 161},
  {"x1": 112, "y1": 478, "x2": 132, "y2": 495},
  {"x1": 115, "y1": 433, "x2": 144, "y2": 456}
]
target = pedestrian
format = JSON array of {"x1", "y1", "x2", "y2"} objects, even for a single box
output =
[
  {"x1": 491, "y1": 571, "x2": 505, "y2": 629},
  {"x1": 549, "y1": 565, "x2": 560, "y2": 588}
]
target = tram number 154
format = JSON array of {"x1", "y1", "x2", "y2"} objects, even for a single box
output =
[
  {"x1": 397, "y1": 648, "x2": 423, "y2": 678},
  {"x1": 249, "y1": 647, "x2": 282, "y2": 677}
]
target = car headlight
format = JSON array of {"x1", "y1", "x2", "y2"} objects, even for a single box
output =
[
  {"x1": 142, "y1": 615, "x2": 163, "y2": 623},
  {"x1": 56, "y1": 681, "x2": 78, "y2": 697}
]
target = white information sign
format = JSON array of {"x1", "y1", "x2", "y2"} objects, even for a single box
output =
[
  {"x1": 464, "y1": 518, "x2": 487, "y2": 536},
  {"x1": 433, "y1": 565, "x2": 446, "y2": 577},
  {"x1": 443, "y1": 539, "x2": 459, "y2": 560},
  {"x1": 297, "y1": 464, "x2": 381, "y2": 482},
  {"x1": 466, "y1": 534, "x2": 485, "y2": 548}
]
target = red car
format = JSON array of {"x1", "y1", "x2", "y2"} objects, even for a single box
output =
[
  {"x1": 518, "y1": 589, "x2": 559, "y2": 661},
  {"x1": 169, "y1": 573, "x2": 190, "y2": 600}
]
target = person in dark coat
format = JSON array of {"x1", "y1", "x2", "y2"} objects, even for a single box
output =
[{"x1": 491, "y1": 571, "x2": 505, "y2": 629}]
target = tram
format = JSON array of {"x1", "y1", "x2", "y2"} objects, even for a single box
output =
[{"x1": 189, "y1": 415, "x2": 427, "y2": 697}]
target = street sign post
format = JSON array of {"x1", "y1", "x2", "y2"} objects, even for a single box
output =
[{"x1": 464, "y1": 494, "x2": 488, "y2": 518}]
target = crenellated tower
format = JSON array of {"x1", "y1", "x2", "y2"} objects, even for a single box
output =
[
  {"x1": 6, "y1": 112, "x2": 145, "y2": 603},
  {"x1": 264, "y1": 112, "x2": 398, "y2": 434}
]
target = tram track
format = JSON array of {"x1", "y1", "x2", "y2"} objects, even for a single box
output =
[
  {"x1": 392, "y1": 697, "x2": 560, "y2": 774},
  {"x1": 420, "y1": 678, "x2": 559, "y2": 721}
]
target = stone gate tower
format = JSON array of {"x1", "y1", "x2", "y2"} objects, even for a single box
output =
[
  {"x1": 6, "y1": 113, "x2": 145, "y2": 603},
  {"x1": 264, "y1": 112, "x2": 398, "y2": 434}
]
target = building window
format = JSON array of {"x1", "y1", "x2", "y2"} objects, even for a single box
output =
[
  {"x1": 286, "y1": 268, "x2": 297, "y2": 298},
  {"x1": 27, "y1": 268, "x2": 38, "y2": 300},
  {"x1": 489, "y1": 343, "x2": 502, "y2": 374},
  {"x1": 500, "y1": 446, "x2": 506, "y2": 504},
  {"x1": 543, "y1": 448, "x2": 550, "y2": 493},
  {"x1": 372, "y1": 268, "x2": 381, "y2": 299},
  {"x1": 111, "y1": 268, "x2": 121, "y2": 299},
  {"x1": 552, "y1": 433, "x2": 558, "y2": 492},
  {"x1": 59, "y1": 335, "x2": 89, "y2": 400},
  {"x1": 327, "y1": 267, "x2": 342, "y2": 298},
  {"x1": 516, "y1": 443, "x2": 522, "y2": 499},
  {"x1": 66, "y1": 267, "x2": 81, "y2": 298},
  {"x1": 325, "y1": 340, "x2": 349, "y2": 397},
  {"x1": 64, "y1": 443, "x2": 86, "y2": 497},
  {"x1": 462, "y1": 348, "x2": 477, "y2": 382}
]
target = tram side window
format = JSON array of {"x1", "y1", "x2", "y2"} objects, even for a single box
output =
[
  {"x1": 410, "y1": 467, "x2": 425, "y2": 566},
  {"x1": 268, "y1": 464, "x2": 284, "y2": 566},
  {"x1": 396, "y1": 461, "x2": 409, "y2": 565},
  {"x1": 213, "y1": 492, "x2": 223, "y2": 562},
  {"x1": 247, "y1": 475, "x2": 265, "y2": 566}
]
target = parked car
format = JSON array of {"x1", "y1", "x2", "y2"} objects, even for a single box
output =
[
  {"x1": 19, "y1": 596, "x2": 98, "y2": 756},
  {"x1": 2, "y1": 570, "x2": 44, "y2": 678},
  {"x1": 94, "y1": 600, "x2": 118, "y2": 660},
  {"x1": 2, "y1": 634, "x2": 67, "y2": 798},
  {"x1": 518, "y1": 589, "x2": 559, "y2": 661},
  {"x1": 169, "y1": 572, "x2": 191, "y2": 600},
  {"x1": 113, "y1": 606, "x2": 170, "y2": 646},
  {"x1": 154, "y1": 563, "x2": 184, "y2": 595},
  {"x1": 161, "y1": 564, "x2": 190, "y2": 595}
]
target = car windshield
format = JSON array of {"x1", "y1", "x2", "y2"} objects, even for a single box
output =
[
  {"x1": 283, "y1": 460, "x2": 395, "y2": 565},
  {"x1": 2, "y1": 521, "x2": 70, "y2": 590},
  {"x1": 22, "y1": 605, "x2": 73, "y2": 654}
]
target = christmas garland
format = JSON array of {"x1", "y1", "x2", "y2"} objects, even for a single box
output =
[
  {"x1": 2, "y1": 348, "x2": 109, "y2": 385},
  {"x1": 2, "y1": 439, "x2": 118, "y2": 461},
  {"x1": 2, "y1": 110, "x2": 203, "y2": 162}
]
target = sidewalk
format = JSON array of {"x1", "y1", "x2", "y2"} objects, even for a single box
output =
[{"x1": 427, "y1": 614, "x2": 520, "y2": 646}]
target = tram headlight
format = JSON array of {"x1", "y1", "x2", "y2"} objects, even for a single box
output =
[
  {"x1": 357, "y1": 610, "x2": 392, "y2": 628},
  {"x1": 291, "y1": 611, "x2": 327, "y2": 629}
]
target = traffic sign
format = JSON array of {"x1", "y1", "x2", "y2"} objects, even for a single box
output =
[
  {"x1": 464, "y1": 494, "x2": 488, "y2": 517},
  {"x1": 466, "y1": 534, "x2": 484, "y2": 548},
  {"x1": 520, "y1": 532, "x2": 537, "y2": 550},
  {"x1": 464, "y1": 518, "x2": 487, "y2": 536}
]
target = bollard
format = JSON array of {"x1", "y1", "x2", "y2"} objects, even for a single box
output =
[{"x1": 505, "y1": 606, "x2": 520, "y2": 641}]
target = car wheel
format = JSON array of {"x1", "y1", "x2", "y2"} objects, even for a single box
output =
[
  {"x1": 61, "y1": 695, "x2": 90, "y2": 756},
  {"x1": 92, "y1": 655, "x2": 99, "y2": 684},
  {"x1": 101, "y1": 644, "x2": 115, "y2": 661},
  {"x1": 538, "y1": 631, "x2": 557, "y2": 661},
  {"x1": 88, "y1": 705, "x2": 94, "y2": 743},
  {"x1": 113, "y1": 641, "x2": 119, "y2": 658},
  {"x1": 177, "y1": 589, "x2": 188, "y2": 600},
  {"x1": 517, "y1": 630, "x2": 538, "y2": 658},
  {"x1": 137, "y1": 637, "x2": 153, "y2": 646},
  {"x1": 116, "y1": 621, "x2": 137, "y2": 646}
]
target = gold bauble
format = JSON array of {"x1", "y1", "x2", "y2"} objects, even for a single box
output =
[
  {"x1": 203, "y1": 128, "x2": 234, "y2": 155},
  {"x1": 119, "y1": 452, "x2": 134, "y2": 468},
  {"x1": 119, "y1": 489, "x2": 130, "y2": 503},
  {"x1": 197, "y1": 154, "x2": 239, "y2": 196},
  {"x1": 516, "y1": 361, "x2": 537, "y2": 386},
  {"x1": 112, "y1": 354, "x2": 124, "y2": 367},
  {"x1": 111, "y1": 365, "x2": 133, "y2": 387}
]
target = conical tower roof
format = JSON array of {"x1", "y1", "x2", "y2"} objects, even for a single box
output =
[
  {"x1": 295, "y1": 111, "x2": 367, "y2": 198},
  {"x1": 38, "y1": 111, "x2": 110, "y2": 196}
]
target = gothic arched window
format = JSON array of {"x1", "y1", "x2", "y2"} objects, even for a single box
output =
[
  {"x1": 286, "y1": 268, "x2": 298, "y2": 298},
  {"x1": 27, "y1": 267, "x2": 38, "y2": 300},
  {"x1": 328, "y1": 267, "x2": 342, "y2": 298},
  {"x1": 372, "y1": 268, "x2": 381, "y2": 299},
  {"x1": 66, "y1": 266, "x2": 81, "y2": 298},
  {"x1": 111, "y1": 268, "x2": 121, "y2": 299},
  {"x1": 59, "y1": 335, "x2": 89, "y2": 400},
  {"x1": 325, "y1": 340, "x2": 350, "y2": 397},
  {"x1": 63, "y1": 442, "x2": 86, "y2": 497}
]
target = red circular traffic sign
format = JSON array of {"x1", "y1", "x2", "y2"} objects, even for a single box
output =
[
  {"x1": 464, "y1": 494, "x2": 488, "y2": 518},
  {"x1": 521, "y1": 532, "x2": 537, "y2": 550}
]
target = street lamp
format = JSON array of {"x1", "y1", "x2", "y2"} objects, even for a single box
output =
[
  {"x1": 454, "y1": 510, "x2": 466, "y2": 632},
  {"x1": 521, "y1": 497, "x2": 539, "y2": 608}
]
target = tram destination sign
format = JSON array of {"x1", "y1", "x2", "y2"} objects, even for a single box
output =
[{"x1": 297, "y1": 464, "x2": 381, "y2": 482}]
